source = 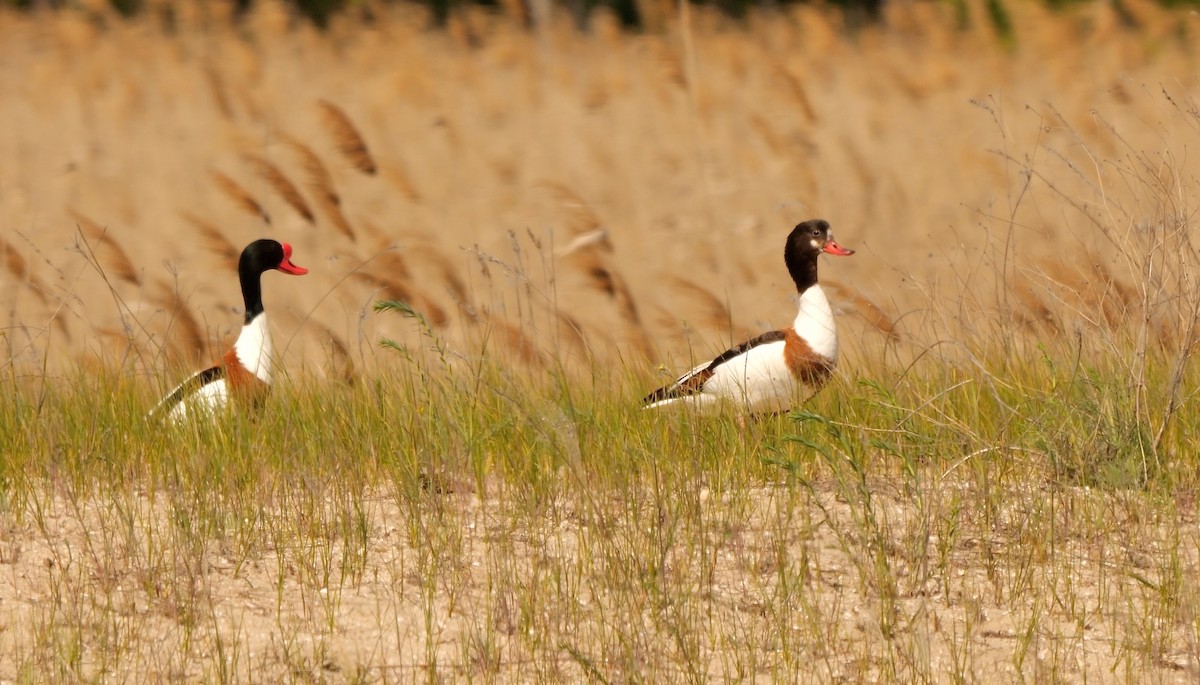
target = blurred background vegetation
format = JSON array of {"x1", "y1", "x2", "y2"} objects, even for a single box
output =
[{"x1": 1, "y1": 0, "x2": 1188, "y2": 35}]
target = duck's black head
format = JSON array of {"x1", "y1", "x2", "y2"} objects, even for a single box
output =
[
  {"x1": 238, "y1": 239, "x2": 307, "y2": 323},
  {"x1": 784, "y1": 220, "x2": 854, "y2": 292}
]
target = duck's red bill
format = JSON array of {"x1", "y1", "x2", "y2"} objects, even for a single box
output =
[
  {"x1": 823, "y1": 240, "x2": 855, "y2": 256},
  {"x1": 278, "y1": 243, "x2": 309, "y2": 275}
]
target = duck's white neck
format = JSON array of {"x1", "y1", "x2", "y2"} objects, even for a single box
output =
[
  {"x1": 794, "y1": 285, "x2": 838, "y2": 360},
  {"x1": 234, "y1": 313, "x2": 273, "y2": 383}
]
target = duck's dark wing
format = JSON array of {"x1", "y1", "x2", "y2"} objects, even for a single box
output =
[
  {"x1": 643, "y1": 330, "x2": 787, "y2": 405},
  {"x1": 148, "y1": 365, "x2": 225, "y2": 419}
]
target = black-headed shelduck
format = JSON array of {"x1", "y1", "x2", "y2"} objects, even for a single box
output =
[
  {"x1": 151, "y1": 239, "x2": 308, "y2": 421},
  {"x1": 643, "y1": 219, "x2": 854, "y2": 414}
]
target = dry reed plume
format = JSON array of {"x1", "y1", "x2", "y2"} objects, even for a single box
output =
[
  {"x1": 210, "y1": 169, "x2": 271, "y2": 225},
  {"x1": 311, "y1": 320, "x2": 357, "y2": 385},
  {"x1": 480, "y1": 312, "x2": 546, "y2": 367},
  {"x1": 202, "y1": 63, "x2": 234, "y2": 120},
  {"x1": 242, "y1": 153, "x2": 315, "y2": 223},
  {"x1": 282, "y1": 134, "x2": 356, "y2": 241},
  {"x1": 821, "y1": 281, "x2": 899, "y2": 342},
  {"x1": 317, "y1": 99, "x2": 377, "y2": 176},
  {"x1": 667, "y1": 275, "x2": 755, "y2": 343},
  {"x1": 70, "y1": 210, "x2": 141, "y2": 287},
  {"x1": 1, "y1": 3, "x2": 1197, "y2": 378},
  {"x1": 539, "y1": 181, "x2": 653, "y2": 358},
  {"x1": 152, "y1": 278, "x2": 206, "y2": 364},
  {"x1": 180, "y1": 211, "x2": 240, "y2": 267},
  {"x1": 383, "y1": 163, "x2": 422, "y2": 202},
  {"x1": 0, "y1": 237, "x2": 50, "y2": 304}
]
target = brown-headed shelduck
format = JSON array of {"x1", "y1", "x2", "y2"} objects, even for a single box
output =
[
  {"x1": 643, "y1": 219, "x2": 854, "y2": 414},
  {"x1": 150, "y1": 239, "x2": 308, "y2": 421}
]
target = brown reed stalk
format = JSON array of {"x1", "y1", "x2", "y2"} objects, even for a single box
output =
[
  {"x1": 0, "y1": 237, "x2": 50, "y2": 304},
  {"x1": 650, "y1": 39, "x2": 686, "y2": 88},
  {"x1": 281, "y1": 135, "x2": 356, "y2": 240},
  {"x1": 480, "y1": 313, "x2": 545, "y2": 368},
  {"x1": 408, "y1": 244, "x2": 468, "y2": 306},
  {"x1": 203, "y1": 64, "x2": 234, "y2": 120},
  {"x1": 312, "y1": 321, "x2": 357, "y2": 385},
  {"x1": 371, "y1": 246, "x2": 413, "y2": 284},
  {"x1": 539, "y1": 181, "x2": 604, "y2": 239},
  {"x1": 0, "y1": 236, "x2": 29, "y2": 281},
  {"x1": 822, "y1": 281, "x2": 900, "y2": 341},
  {"x1": 414, "y1": 292, "x2": 449, "y2": 328},
  {"x1": 350, "y1": 271, "x2": 414, "y2": 306},
  {"x1": 667, "y1": 276, "x2": 755, "y2": 341},
  {"x1": 774, "y1": 63, "x2": 818, "y2": 123},
  {"x1": 1013, "y1": 282, "x2": 1062, "y2": 336},
  {"x1": 317, "y1": 100, "x2": 377, "y2": 175},
  {"x1": 1085, "y1": 256, "x2": 1136, "y2": 324},
  {"x1": 352, "y1": 269, "x2": 449, "y2": 327},
  {"x1": 283, "y1": 135, "x2": 340, "y2": 206},
  {"x1": 180, "y1": 211, "x2": 240, "y2": 267},
  {"x1": 97, "y1": 326, "x2": 145, "y2": 361},
  {"x1": 154, "y1": 278, "x2": 206, "y2": 363},
  {"x1": 242, "y1": 154, "x2": 315, "y2": 223},
  {"x1": 70, "y1": 210, "x2": 141, "y2": 287},
  {"x1": 552, "y1": 308, "x2": 592, "y2": 362},
  {"x1": 540, "y1": 180, "x2": 652, "y2": 358},
  {"x1": 210, "y1": 170, "x2": 271, "y2": 224},
  {"x1": 322, "y1": 202, "x2": 357, "y2": 242},
  {"x1": 568, "y1": 250, "x2": 652, "y2": 359},
  {"x1": 383, "y1": 164, "x2": 421, "y2": 202}
]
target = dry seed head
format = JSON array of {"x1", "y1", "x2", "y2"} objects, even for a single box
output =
[
  {"x1": 351, "y1": 271, "x2": 414, "y2": 307},
  {"x1": 383, "y1": 163, "x2": 422, "y2": 202},
  {"x1": 0, "y1": 237, "x2": 29, "y2": 281},
  {"x1": 281, "y1": 134, "x2": 354, "y2": 240},
  {"x1": 312, "y1": 321, "x2": 357, "y2": 385},
  {"x1": 552, "y1": 308, "x2": 592, "y2": 362},
  {"x1": 0, "y1": 238, "x2": 50, "y2": 305},
  {"x1": 283, "y1": 134, "x2": 340, "y2": 206},
  {"x1": 409, "y1": 244, "x2": 468, "y2": 305},
  {"x1": 203, "y1": 64, "x2": 234, "y2": 120},
  {"x1": 71, "y1": 210, "x2": 142, "y2": 287},
  {"x1": 822, "y1": 281, "x2": 900, "y2": 341},
  {"x1": 539, "y1": 181, "x2": 603, "y2": 238},
  {"x1": 317, "y1": 100, "x2": 378, "y2": 175},
  {"x1": 1013, "y1": 282, "x2": 1062, "y2": 336},
  {"x1": 180, "y1": 211, "x2": 239, "y2": 267},
  {"x1": 774, "y1": 64, "x2": 818, "y2": 124},
  {"x1": 667, "y1": 276, "x2": 751, "y2": 340},
  {"x1": 154, "y1": 278, "x2": 206, "y2": 363},
  {"x1": 242, "y1": 154, "x2": 315, "y2": 223},
  {"x1": 321, "y1": 198, "x2": 357, "y2": 242},
  {"x1": 371, "y1": 248, "x2": 413, "y2": 284},
  {"x1": 480, "y1": 314, "x2": 545, "y2": 368},
  {"x1": 210, "y1": 170, "x2": 271, "y2": 224}
]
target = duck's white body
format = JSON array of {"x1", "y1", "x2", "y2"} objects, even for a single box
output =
[
  {"x1": 643, "y1": 220, "x2": 852, "y2": 415},
  {"x1": 644, "y1": 287, "x2": 838, "y2": 413},
  {"x1": 233, "y1": 313, "x2": 273, "y2": 384},
  {"x1": 155, "y1": 314, "x2": 274, "y2": 422},
  {"x1": 150, "y1": 239, "x2": 305, "y2": 424}
]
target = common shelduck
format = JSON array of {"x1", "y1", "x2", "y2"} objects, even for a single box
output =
[
  {"x1": 643, "y1": 219, "x2": 854, "y2": 414},
  {"x1": 150, "y1": 239, "x2": 308, "y2": 421}
]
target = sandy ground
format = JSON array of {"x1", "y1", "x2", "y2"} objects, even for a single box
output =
[{"x1": 2, "y1": 479, "x2": 1198, "y2": 682}]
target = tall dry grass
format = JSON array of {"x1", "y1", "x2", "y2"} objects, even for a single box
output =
[{"x1": 0, "y1": 2, "x2": 1195, "y2": 381}]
